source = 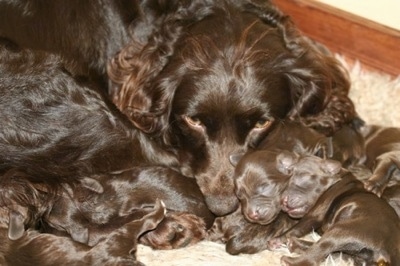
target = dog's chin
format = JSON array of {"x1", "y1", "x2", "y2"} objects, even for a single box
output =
[{"x1": 204, "y1": 195, "x2": 239, "y2": 217}]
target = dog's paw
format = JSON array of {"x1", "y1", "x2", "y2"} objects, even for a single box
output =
[{"x1": 139, "y1": 212, "x2": 207, "y2": 249}]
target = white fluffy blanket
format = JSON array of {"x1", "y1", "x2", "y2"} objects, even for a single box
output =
[{"x1": 137, "y1": 56, "x2": 400, "y2": 266}]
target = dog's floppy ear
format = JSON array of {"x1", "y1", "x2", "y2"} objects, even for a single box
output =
[
  {"x1": 271, "y1": 15, "x2": 354, "y2": 136},
  {"x1": 108, "y1": 0, "x2": 213, "y2": 134},
  {"x1": 276, "y1": 151, "x2": 298, "y2": 175}
]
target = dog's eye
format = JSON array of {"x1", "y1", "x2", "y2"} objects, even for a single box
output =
[
  {"x1": 183, "y1": 115, "x2": 203, "y2": 128},
  {"x1": 254, "y1": 119, "x2": 271, "y2": 129}
]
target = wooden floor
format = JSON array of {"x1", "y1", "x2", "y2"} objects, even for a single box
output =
[{"x1": 272, "y1": 0, "x2": 400, "y2": 76}]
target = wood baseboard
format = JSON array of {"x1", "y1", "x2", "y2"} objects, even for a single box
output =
[{"x1": 272, "y1": 0, "x2": 400, "y2": 76}]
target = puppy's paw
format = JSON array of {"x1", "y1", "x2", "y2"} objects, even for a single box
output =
[
  {"x1": 363, "y1": 179, "x2": 385, "y2": 197},
  {"x1": 206, "y1": 216, "x2": 241, "y2": 244},
  {"x1": 267, "y1": 236, "x2": 286, "y2": 251},
  {"x1": 286, "y1": 237, "x2": 313, "y2": 253},
  {"x1": 139, "y1": 212, "x2": 206, "y2": 249}
]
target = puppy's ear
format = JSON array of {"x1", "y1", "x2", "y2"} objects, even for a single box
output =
[
  {"x1": 276, "y1": 151, "x2": 298, "y2": 175},
  {"x1": 8, "y1": 210, "x2": 25, "y2": 240},
  {"x1": 322, "y1": 159, "x2": 342, "y2": 175},
  {"x1": 230, "y1": 153, "x2": 245, "y2": 166}
]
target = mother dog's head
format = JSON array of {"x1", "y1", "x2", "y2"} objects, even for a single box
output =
[{"x1": 108, "y1": 0, "x2": 355, "y2": 216}]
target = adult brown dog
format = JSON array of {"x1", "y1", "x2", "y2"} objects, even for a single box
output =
[
  {"x1": 108, "y1": 2, "x2": 357, "y2": 215},
  {"x1": 0, "y1": 1, "x2": 357, "y2": 216},
  {"x1": 268, "y1": 154, "x2": 400, "y2": 266}
]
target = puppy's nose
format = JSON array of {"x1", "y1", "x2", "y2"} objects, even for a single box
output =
[
  {"x1": 281, "y1": 196, "x2": 289, "y2": 208},
  {"x1": 247, "y1": 208, "x2": 260, "y2": 220}
]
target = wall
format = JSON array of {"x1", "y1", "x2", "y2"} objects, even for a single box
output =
[{"x1": 317, "y1": 0, "x2": 400, "y2": 30}]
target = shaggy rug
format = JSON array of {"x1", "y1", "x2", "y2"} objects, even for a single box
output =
[{"x1": 136, "y1": 56, "x2": 400, "y2": 266}]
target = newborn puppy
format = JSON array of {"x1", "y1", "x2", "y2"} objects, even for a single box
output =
[
  {"x1": 207, "y1": 207, "x2": 296, "y2": 255},
  {"x1": 42, "y1": 166, "x2": 213, "y2": 249},
  {"x1": 1, "y1": 199, "x2": 166, "y2": 266},
  {"x1": 258, "y1": 119, "x2": 365, "y2": 164},
  {"x1": 361, "y1": 125, "x2": 400, "y2": 196},
  {"x1": 268, "y1": 155, "x2": 400, "y2": 266},
  {"x1": 257, "y1": 120, "x2": 330, "y2": 157},
  {"x1": 279, "y1": 152, "x2": 342, "y2": 218},
  {"x1": 232, "y1": 150, "x2": 291, "y2": 225}
]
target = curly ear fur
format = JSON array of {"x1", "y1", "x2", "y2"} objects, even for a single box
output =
[
  {"x1": 274, "y1": 18, "x2": 355, "y2": 136},
  {"x1": 108, "y1": 0, "x2": 215, "y2": 133},
  {"x1": 235, "y1": 0, "x2": 288, "y2": 27},
  {"x1": 238, "y1": 2, "x2": 355, "y2": 136}
]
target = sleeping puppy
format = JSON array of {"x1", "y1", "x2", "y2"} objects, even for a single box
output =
[
  {"x1": 268, "y1": 153, "x2": 400, "y2": 266},
  {"x1": 1, "y1": 198, "x2": 166, "y2": 266},
  {"x1": 207, "y1": 207, "x2": 296, "y2": 255},
  {"x1": 258, "y1": 119, "x2": 365, "y2": 165},
  {"x1": 232, "y1": 150, "x2": 291, "y2": 225},
  {"x1": 279, "y1": 151, "x2": 342, "y2": 218},
  {"x1": 361, "y1": 125, "x2": 400, "y2": 196},
  {"x1": 0, "y1": 168, "x2": 166, "y2": 265},
  {"x1": 256, "y1": 120, "x2": 331, "y2": 158},
  {"x1": 3, "y1": 167, "x2": 214, "y2": 250},
  {"x1": 232, "y1": 120, "x2": 362, "y2": 223}
]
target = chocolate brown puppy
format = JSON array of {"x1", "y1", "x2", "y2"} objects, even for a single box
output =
[
  {"x1": 279, "y1": 152, "x2": 342, "y2": 218},
  {"x1": 361, "y1": 125, "x2": 400, "y2": 196},
  {"x1": 232, "y1": 150, "x2": 291, "y2": 225},
  {"x1": 41, "y1": 167, "x2": 214, "y2": 249},
  {"x1": 1, "y1": 183, "x2": 166, "y2": 266},
  {"x1": 268, "y1": 154, "x2": 400, "y2": 266}
]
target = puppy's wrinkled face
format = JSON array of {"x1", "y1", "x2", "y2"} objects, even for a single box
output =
[
  {"x1": 281, "y1": 155, "x2": 341, "y2": 218},
  {"x1": 234, "y1": 151, "x2": 290, "y2": 224},
  {"x1": 167, "y1": 13, "x2": 291, "y2": 216}
]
